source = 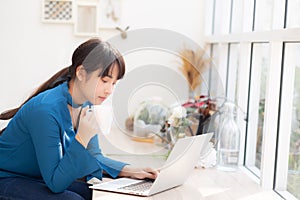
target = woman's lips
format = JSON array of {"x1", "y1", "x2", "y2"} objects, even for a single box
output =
[{"x1": 98, "y1": 96, "x2": 106, "y2": 101}]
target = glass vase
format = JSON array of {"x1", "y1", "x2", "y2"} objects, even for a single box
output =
[{"x1": 216, "y1": 102, "x2": 240, "y2": 171}]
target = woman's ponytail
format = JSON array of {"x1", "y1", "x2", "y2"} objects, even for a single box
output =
[{"x1": 0, "y1": 67, "x2": 70, "y2": 134}]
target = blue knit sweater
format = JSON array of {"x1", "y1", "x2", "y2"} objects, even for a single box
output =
[{"x1": 0, "y1": 82, "x2": 126, "y2": 193}]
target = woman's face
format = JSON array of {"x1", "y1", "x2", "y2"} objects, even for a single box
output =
[{"x1": 77, "y1": 64, "x2": 119, "y2": 105}]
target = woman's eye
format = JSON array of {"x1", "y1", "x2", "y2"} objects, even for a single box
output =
[{"x1": 101, "y1": 77, "x2": 116, "y2": 85}]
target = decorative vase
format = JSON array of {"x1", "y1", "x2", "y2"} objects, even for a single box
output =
[{"x1": 216, "y1": 102, "x2": 240, "y2": 171}]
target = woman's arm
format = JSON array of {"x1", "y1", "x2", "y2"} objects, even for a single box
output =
[
  {"x1": 86, "y1": 135, "x2": 128, "y2": 178},
  {"x1": 29, "y1": 107, "x2": 102, "y2": 193},
  {"x1": 86, "y1": 135, "x2": 159, "y2": 180}
]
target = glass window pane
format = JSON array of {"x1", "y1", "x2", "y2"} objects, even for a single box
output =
[
  {"x1": 227, "y1": 43, "x2": 240, "y2": 104},
  {"x1": 246, "y1": 43, "x2": 270, "y2": 175},
  {"x1": 286, "y1": 44, "x2": 300, "y2": 199},
  {"x1": 230, "y1": 0, "x2": 243, "y2": 33},
  {"x1": 204, "y1": 0, "x2": 215, "y2": 35},
  {"x1": 254, "y1": 0, "x2": 274, "y2": 31},
  {"x1": 288, "y1": 65, "x2": 300, "y2": 198},
  {"x1": 211, "y1": 44, "x2": 220, "y2": 72},
  {"x1": 210, "y1": 44, "x2": 226, "y2": 99},
  {"x1": 214, "y1": 0, "x2": 232, "y2": 34},
  {"x1": 286, "y1": 0, "x2": 300, "y2": 28}
]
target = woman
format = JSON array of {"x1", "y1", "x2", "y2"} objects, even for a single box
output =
[{"x1": 0, "y1": 38, "x2": 158, "y2": 200}]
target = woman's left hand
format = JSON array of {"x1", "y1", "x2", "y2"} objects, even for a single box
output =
[{"x1": 119, "y1": 165, "x2": 159, "y2": 180}]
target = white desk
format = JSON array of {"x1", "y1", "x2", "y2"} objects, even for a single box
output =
[
  {"x1": 92, "y1": 167, "x2": 283, "y2": 200},
  {"x1": 93, "y1": 168, "x2": 282, "y2": 200},
  {"x1": 93, "y1": 124, "x2": 283, "y2": 200}
]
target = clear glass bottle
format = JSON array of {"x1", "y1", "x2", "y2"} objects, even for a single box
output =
[{"x1": 216, "y1": 102, "x2": 240, "y2": 171}]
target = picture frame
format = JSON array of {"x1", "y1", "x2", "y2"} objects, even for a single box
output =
[
  {"x1": 74, "y1": 2, "x2": 98, "y2": 36},
  {"x1": 42, "y1": 0, "x2": 123, "y2": 36},
  {"x1": 42, "y1": 0, "x2": 73, "y2": 23}
]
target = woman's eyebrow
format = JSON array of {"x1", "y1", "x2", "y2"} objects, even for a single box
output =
[{"x1": 101, "y1": 75, "x2": 113, "y2": 79}]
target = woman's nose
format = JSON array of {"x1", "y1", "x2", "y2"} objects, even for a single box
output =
[{"x1": 104, "y1": 84, "x2": 113, "y2": 95}]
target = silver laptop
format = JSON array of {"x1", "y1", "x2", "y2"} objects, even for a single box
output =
[{"x1": 90, "y1": 132, "x2": 213, "y2": 196}]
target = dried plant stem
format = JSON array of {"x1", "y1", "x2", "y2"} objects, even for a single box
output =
[{"x1": 179, "y1": 46, "x2": 212, "y2": 92}]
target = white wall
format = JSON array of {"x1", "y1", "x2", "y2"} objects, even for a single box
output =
[{"x1": 0, "y1": 0, "x2": 205, "y2": 128}]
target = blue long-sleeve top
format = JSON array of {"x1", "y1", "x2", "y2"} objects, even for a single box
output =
[{"x1": 0, "y1": 81, "x2": 127, "y2": 193}]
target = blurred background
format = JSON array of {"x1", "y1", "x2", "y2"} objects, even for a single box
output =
[{"x1": 1, "y1": 1, "x2": 300, "y2": 199}]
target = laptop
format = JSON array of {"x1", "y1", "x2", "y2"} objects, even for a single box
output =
[{"x1": 90, "y1": 132, "x2": 214, "y2": 196}]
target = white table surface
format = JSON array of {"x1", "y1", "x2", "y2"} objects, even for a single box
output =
[{"x1": 92, "y1": 123, "x2": 283, "y2": 200}]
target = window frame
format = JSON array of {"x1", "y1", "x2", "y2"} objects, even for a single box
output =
[{"x1": 204, "y1": 0, "x2": 300, "y2": 197}]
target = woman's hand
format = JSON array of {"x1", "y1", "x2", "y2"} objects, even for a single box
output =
[
  {"x1": 119, "y1": 165, "x2": 159, "y2": 180},
  {"x1": 76, "y1": 107, "x2": 100, "y2": 148}
]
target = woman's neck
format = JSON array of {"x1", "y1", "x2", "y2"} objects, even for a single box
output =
[
  {"x1": 68, "y1": 80, "x2": 84, "y2": 131},
  {"x1": 68, "y1": 79, "x2": 84, "y2": 106}
]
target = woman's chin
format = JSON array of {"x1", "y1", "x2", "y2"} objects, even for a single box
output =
[{"x1": 94, "y1": 99, "x2": 104, "y2": 105}]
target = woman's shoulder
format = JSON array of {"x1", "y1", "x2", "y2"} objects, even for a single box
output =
[
  {"x1": 23, "y1": 84, "x2": 68, "y2": 114},
  {"x1": 10, "y1": 84, "x2": 70, "y2": 131},
  {"x1": 40, "y1": 84, "x2": 66, "y2": 104},
  {"x1": 38, "y1": 82, "x2": 68, "y2": 101}
]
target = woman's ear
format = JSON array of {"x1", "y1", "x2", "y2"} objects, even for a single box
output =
[{"x1": 76, "y1": 65, "x2": 86, "y2": 81}]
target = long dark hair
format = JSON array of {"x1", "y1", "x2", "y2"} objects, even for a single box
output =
[{"x1": 0, "y1": 38, "x2": 125, "y2": 134}]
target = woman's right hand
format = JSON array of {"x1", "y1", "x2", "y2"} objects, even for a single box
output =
[
  {"x1": 76, "y1": 107, "x2": 100, "y2": 148},
  {"x1": 119, "y1": 165, "x2": 159, "y2": 180}
]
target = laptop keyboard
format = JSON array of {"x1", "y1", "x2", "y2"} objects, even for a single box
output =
[{"x1": 118, "y1": 180, "x2": 153, "y2": 192}]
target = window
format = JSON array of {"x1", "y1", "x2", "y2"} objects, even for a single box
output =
[
  {"x1": 253, "y1": 0, "x2": 274, "y2": 31},
  {"x1": 226, "y1": 43, "x2": 240, "y2": 103},
  {"x1": 204, "y1": 0, "x2": 300, "y2": 198},
  {"x1": 276, "y1": 43, "x2": 300, "y2": 200},
  {"x1": 230, "y1": 1, "x2": 243, "y2": 33},
  {"x1": 213, "y1": 0, "x2": 232, "y2": 34},
  {"x1": 288, "y1": 64, "x2": 300, "y2": 198},
  {"x1": 286, "y1": 0, "x2": 300, "y2": 28},
  {"x1": 245, "y1": 43, "x2": 270, "y2": 175},
  {"x1": 210, "y1": 44, "x2": 227, "y2": 99}
]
